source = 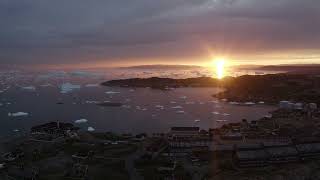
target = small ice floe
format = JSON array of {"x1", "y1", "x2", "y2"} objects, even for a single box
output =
[
  {"x1": 258, "y1": 101, "x2": 265, "y2": 104},
  {"x1": 85, "y1": 100, "x2": 100, "y2": 104},
  {"x1": 125, "y1": 98, "x2": 131, "y2": 102},
  {"x1": 176, "y1": 110, "x2": 185, "y2": 114},
  {"x1": 216, "y1": 119, "x2": 228, "y2": 122},
  {"x1": 122, "y1": 105, "x2": 131, "y2": 109},
  {"x1": 185, "y1": 101, "x2": 195, "y2": 105},
  {"x1": 8, "y1": 112, "x2": 29, "y2": 117},
  {"x1": 194, "y1": 119, "x2": 201, "y2": 122},
  {"x1": 141, "y1": 108, "x2": 148, "y2": 111},
  {"x1": 74, "y1": 119, "x2": 88, "y2": 124},
  {"x1": 222, "y1": 113, "x2": 230, "y2": 116},
  {"x1": 244, "y1": 102, "x2": 256, "y2": 106},
  {"x1": 152, "y1": 114, "x2": 157, "y2": 117},
  {"x1": 60, "y1": 83, "x2": 81, "y2": 93},
  {"x1": 170, "y1": 101, "x2": 177, "y2": 104},
  {"x1": 199, "y1": 102, "x2": 205, "y2": 105},
  {"x1": 85, "y1": 84, "x2": 99, "y2": 88},
  {"x1": 87, "y1": 127, "x2": 95, "y2": 132},
  {"x1": 229, "y1": 101, "x2": 240, "y2": 105},
  {"x1": 129, "y1": 89, "x2": 135, "y2": 92},
  {"x1": 264, "y1": 114, "x2": 273, "y2": 119},
  {"x1": 105, "y1": 91, "x2": 121, "y2": 95},
  {"x1": 209, "y1": 100, "x2": 219, "y2": 104},
  {"x1": 171, "y1": 106, "x2": 183, "y2": 109},
  {"x1": 40, "y1": 83, "x2": 53, "y2": 87},
  {"x1": 221, "y1": 99, "x2": 228, "y2": 102},
  {"x1": 21, "y1": 86, "x2": 36, "y2": 91},
  {"x1": 180, "y1": 96, "x2": 187, "y2": 99},
  {"x1": 212, "y1": 111, "x2": 220, "y2": 115},
  {"x1": 155, "y1": 105, "x2": 164, "y2": 109},
  {"x1": 13, "y1": 129, "x2": 20, "y2": 132},
  {"x1": 0, "y1": 103, "x2": 3, "y2": 106},
  {"x1": 0, "y1": 90, "x2": 4, "y2": 93}
]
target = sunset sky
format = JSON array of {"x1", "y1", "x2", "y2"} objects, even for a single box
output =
[{"x1": 1, "y1": 0, "x2": 320, "y2": 68}]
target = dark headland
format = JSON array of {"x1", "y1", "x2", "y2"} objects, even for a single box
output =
[{"x1": 102, "y1": 73, "x2": 320, "y2": 104}]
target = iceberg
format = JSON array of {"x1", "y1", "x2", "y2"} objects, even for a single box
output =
[
  {"x1": 216, "y1": 119, "x2": 228, "y2": 122},
  {"x1": 171, "y1": 106, "x2": 183, "y2": 109},
  {"x1": 74, "y1": 119, "x2": 88, "y2": 124},
  {"x1": 8, "y1": 112, "x2": 29, "y2": 117},
  {"x1": 229, "y1": 101, "x2": 240, "y2": 105},
  {"x1": 176, "y1": 110, "x2": 185, "y2": 114},
  {"x1": 244, "y1": 102, "x2": 256, "y2": 106},
  {"x1": 105, "y1": 91, "x2": 121, "y2": 94},
  {"x1": 21, "y1": 86, "x2": 36, "y2": 91},
  {"x1": 60, "y1": 83, "x2": 81, "y2": 93}
]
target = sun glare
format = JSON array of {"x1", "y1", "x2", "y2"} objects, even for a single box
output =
[{"x1": 214, "y1": 58, "x2": 226, "y2": 79}]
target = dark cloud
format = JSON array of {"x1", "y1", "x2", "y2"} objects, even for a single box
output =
[{"x1": 0, "y1": 0, "x2": 319, "y2": 66}]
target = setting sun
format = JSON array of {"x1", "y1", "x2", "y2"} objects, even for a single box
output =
[{"x1": 214, "y1": 58, "x2": 226, "y2": 79}]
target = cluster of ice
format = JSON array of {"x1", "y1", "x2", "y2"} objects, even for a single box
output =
[
  {"x1": 8, "y1": 112, "x2": 29, "y2": 117},
  {"x1": 176, "y1": 110, "x2": 185, "y2": 114},
  {"x1": 74, "y1": 119, "x2": 88, "y2": 124},
  {"x1": 70, "y1": 71, "x2": 102, "y2": 78},
  {"x1": 60, "y1": 83, "x2": 81, "y2": 94}
]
